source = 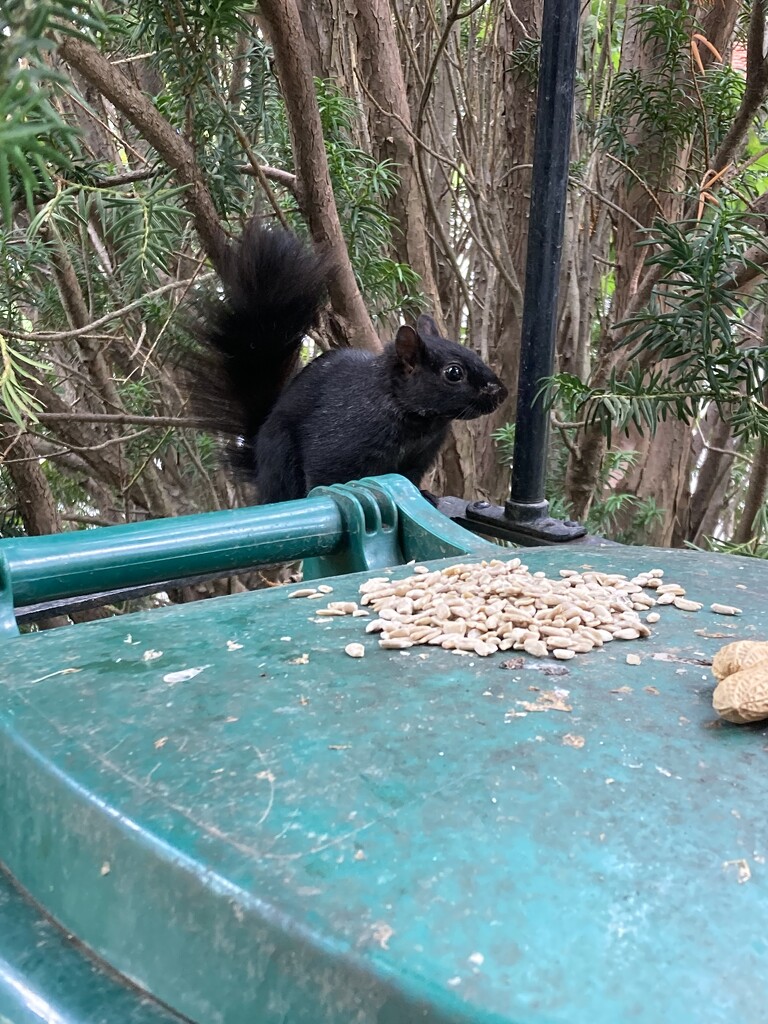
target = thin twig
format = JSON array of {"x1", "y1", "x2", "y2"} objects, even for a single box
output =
[
  {"x1": 689, "y1": 49, "x2": 711, "y2": 173},
  {"x1": 6, "y1": 429, "x2": 154, "y2": 462},
  {"x1": 695, "y1": 424, "x2": 751, "y2": 465},
  {"x1": 61, "y1": 513, "x2": 121, "y2": 526},
  {"x1": 24, "y1": 412, "x2": 207, "y2": 428},
  {"x1": 238, "y1": 163, "x2": 298, "y2": 190},
  {"x1": 554, "y1": 421, "x2": 580, "y2": 459},
  {"x1": 603, "y1": 152, "x2": 665, "y2": 217},
  {"x1": 710, "y1": 0, "x2": 768, "y2": 175},
  {"x1": 5, "y1": 274, "x2": 214, "y2": 343},
  {"x1": 411, "y1": 0, "x2": 479, "y2": 321},
  {"x1": 81, "y1": 168, "x2": 160, "y2": 187},
  {"x1": 227, "y1": 121, "x2": 292, "y2": 229},
  {"x1": 353, "y1": 70, "x2": 465, "y2": 176}
]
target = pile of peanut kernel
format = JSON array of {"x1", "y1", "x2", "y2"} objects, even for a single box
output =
[{"x1": 291, "y1": 558, "x2": 742, "y2": 660}]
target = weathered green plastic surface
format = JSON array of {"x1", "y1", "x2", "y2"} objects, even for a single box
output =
[
  {"x1": 0, "y1": 868, "x2": 184, "y2": 1024},
  {"x1": 2, "y1": 523, "x2": 768, "y2": 1022}
]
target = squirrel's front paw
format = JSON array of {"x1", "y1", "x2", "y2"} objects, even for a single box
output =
[{"x1": 419, "y1": 489, "x2": 440, "y2": 507}]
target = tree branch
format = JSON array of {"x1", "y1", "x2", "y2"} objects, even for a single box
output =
[
  {"x1": 239, "y1": 164, "x2": 298, "y2": 191},
  {"x1": 226, "y1": 116, "x2": 292, "y2": 229},
  {"x1": 27, "y1": 412, "x2": 207, "y2": 428},
  {"x1": 257, "y1": 0, "x2": 382, "y2": 351},
  {"x1": 69, "y1": 164, "x2": 298, "y2": 191},
  {"x1": 88, "y1": 168, "x2": 159, "y2": 186},
  {"x1": 352, "y1": 0, "x2": 442, "y2": 312},
  {"x1": 711, "y1": 0, "x2": 768, "y2": 175},
  {"x1": 57, "y1": 37, "x2": 229, "y2": 273},
  {"x1": 5, "y1": 273, "x2": 213, "y2": 343},
  {"x1": 43, "y1": 223, "x2": 124, "y2": 413},
  {"x1": 21, "y1": 428, "x2": 154, "y2": 459},
  {"x1": 409, "y1": 0, "x2": 489, "y2": 326}
]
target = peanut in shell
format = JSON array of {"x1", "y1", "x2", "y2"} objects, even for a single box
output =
[
  {"x1": 713, "y1": 661, "x2": 768, "y2": 724},
  {"x1": 711, "y1": 641, "x2": 768, "y2": 681}
]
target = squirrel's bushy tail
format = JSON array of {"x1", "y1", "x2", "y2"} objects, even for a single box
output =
[{"x1": 190, "y1": 221, "x2": 331, "y2": 467}]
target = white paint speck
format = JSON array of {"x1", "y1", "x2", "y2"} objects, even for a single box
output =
[{"x1": 163, "y1": 665, "x2": 210, "y2": 684}]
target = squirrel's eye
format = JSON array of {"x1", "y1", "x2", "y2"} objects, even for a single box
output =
[{"x1": 443, "y1": 364, "x2": 464, "y2": 383}]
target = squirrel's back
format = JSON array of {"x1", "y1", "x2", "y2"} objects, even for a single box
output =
[{"x1": 191, "y1": 222, "x2": 331, "y2": 458}]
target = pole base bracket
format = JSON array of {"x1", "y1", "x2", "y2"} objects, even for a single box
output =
[{"x1": 437, "y1": 496, "x2": 590, "y2": 546}]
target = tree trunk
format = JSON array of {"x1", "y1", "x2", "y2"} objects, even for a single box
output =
[
  {"x1": 258, "y1": 0, "x2": 382, "y2": 353},
  {"x1": 3, "y1": 432, "x2": 63, "y2": 537},
  {"x1": 352, "y1": 0, "x2": 441, "y2": 312},
  {"x1": 2, "y1": 432, "x2": 70, "y2": 629},
  {"x1": 565, "y1": 0, "x2": 745, "y2": 530},
  {"x1": 687, "y1": 412, "x2": 737, "y2": 544},
  {"x1": 732, "y1": 441, "x2": 768, "y2": 546},
  {"x1": 617, "y1": 417, "x2": 692, "y2": 545}
]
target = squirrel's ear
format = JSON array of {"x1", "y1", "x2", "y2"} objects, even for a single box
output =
[
  {"x1": 395, "y1": 325, "x2": 424, "y2": 372},
  {"x1": 416, "y1": 314, "x2": 441, "y2": 341}
]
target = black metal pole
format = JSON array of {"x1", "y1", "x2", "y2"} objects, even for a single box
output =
[
  {"x1": 442, "y1": 0, "x2": 587, "y2": 544},
  {"x1": 507, "y1": 0, "x2": 580, "y2": 518}
]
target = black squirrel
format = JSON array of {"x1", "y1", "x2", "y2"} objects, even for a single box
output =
[{"x1": 191, "y1": 221, "x2": 507, "y2": 504}]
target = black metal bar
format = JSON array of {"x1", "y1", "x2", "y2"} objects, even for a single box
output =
[
  {"x1": 13, "y1": 566, "x2": 270, "y2": 625},
  {"x1": 509, "y1": 0, "x2": 580, "y2": 510},
  {"x1": 457, "y1": 0, "x2": 586, "y2": 544}
]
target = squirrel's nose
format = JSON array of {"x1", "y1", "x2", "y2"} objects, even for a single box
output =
[{"x1": 484, "y1": 381, "x2": 507, "y2": 399}]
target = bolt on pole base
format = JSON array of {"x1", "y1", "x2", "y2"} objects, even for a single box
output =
[{"x1": 467, "y1": 498, "x2": 587, "y2": 544}]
